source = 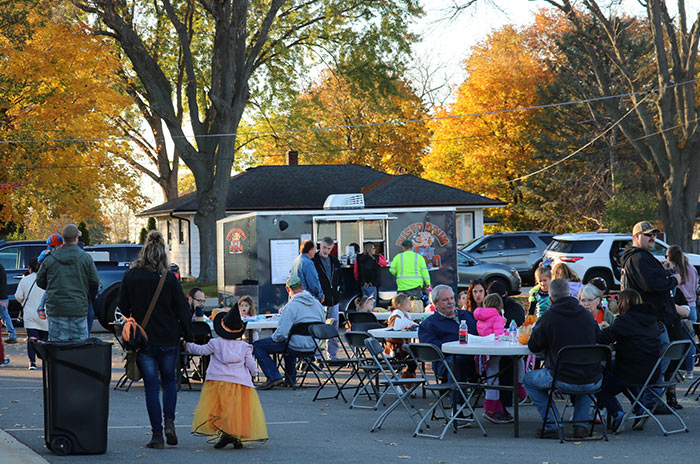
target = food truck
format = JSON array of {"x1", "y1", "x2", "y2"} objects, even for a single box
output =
[{"x1": 217, "y1": 194, "x2": 461, "y2": 313}]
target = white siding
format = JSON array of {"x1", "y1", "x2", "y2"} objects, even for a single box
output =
[{"x1": 157, "y1": 216, "x2": 199, "y2": 279}]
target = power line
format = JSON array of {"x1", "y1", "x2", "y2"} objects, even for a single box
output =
[{"x1": 0, "y1": 77, "x2": 697, "y2": 145}]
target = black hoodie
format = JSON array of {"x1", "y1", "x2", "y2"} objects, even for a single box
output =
[
  {"x1": 598, "y1": 303, "x2": 661, "y2": 384},
  {"x1": 621, "y1": 246, "x2": 678, "y2": 327},
  {"x1": 528, "y1": 296, "x2": 602, "y2": 385}
]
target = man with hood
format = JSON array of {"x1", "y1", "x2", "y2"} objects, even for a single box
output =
[
  {"x1": 36, "y1": 224, "x2": 99, "y2": 341},
  {"x1": 524, "y1": 278, "x2": 602, "y2": 439},
  {"x1": 620, "y1": 220, "x2": 684, "y2": 410},
  {"x1": 253, "y1": 275, "x2": 325, "y2": 390}
]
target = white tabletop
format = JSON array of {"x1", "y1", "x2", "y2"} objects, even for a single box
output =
[
  {"x1": 368, "y1": 328, "x2": 420, "y2": 339},
  {"x1": 441, "y1": 340, "x2": 532, "y2": 356},
  {"x1": 244, "y1": 317, "x2": 280, "y2": 330},
  {"x1": 372, "y1": 311, "x2": 431, "y2": 321}
]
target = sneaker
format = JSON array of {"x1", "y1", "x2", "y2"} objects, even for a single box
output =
[
  {"x1": 535, "y1": 427, "x2": 559, "y2": 439},
  {"x1": 500, "y1": 409, "x2": 514, "y2": 423},
  {"x1": 5, "y1": 338, "x2": 17, "y2": 344},
  {"x1": 257, "y1": 378, "x2": 284, "y2": 390},
  {"x1": 611, "y1": 411, "x2": 625, "y2": 434},
  {"x1": 28, "y1": 363, "x2": 37, "y2": 370},
  {"x1": 0, "y1": 359, "x2": 10, "y2": 366},
  {"x1": 687, "y1": 370, "x2": 694, "y2": 380},
  {"x1": 632, "y1": 415, "x2": 648, "y2": 431},
  {"x1": 483, "y1": 410, "x2": 507, "y2": 424},
  {"x1": 571, "y1": 425, "x2": 589, "y2": 439}
]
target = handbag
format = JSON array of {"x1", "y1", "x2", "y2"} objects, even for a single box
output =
[
  {"x1": 125, "y1": 351, "x2": 141, "y2": 381},
  {"x1": 121, "y1": 272, "x2": 167, "y2": 351}
]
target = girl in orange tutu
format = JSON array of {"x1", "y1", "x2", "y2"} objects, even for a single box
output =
[{"x1": 186, "y1": 302, "x2": 268, "y2": 449}]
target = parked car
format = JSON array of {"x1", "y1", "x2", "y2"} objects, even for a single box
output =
[
  {"x1": 460, "y1": 231, "x2": 554, "y2": 285},
  {"x1": 543, "y1": 232, "x2": 700, "y2": 290},
  {"x1": 85, "y1": 244, "x2": 181, "y2": 280},
  {"x1": 457, "y1": 250, "x2": 521, "y2": 295}
]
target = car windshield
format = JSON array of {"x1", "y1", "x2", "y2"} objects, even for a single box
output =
[
  {"x1": 458, "y1": 250, "x2": 481, "y2": 265},
  {"x1": 460, "y1": 237, "x2": 481, "y2": 250},
  {"x1": 546, "y1": 239, "x2": 602, "y2": 254}
]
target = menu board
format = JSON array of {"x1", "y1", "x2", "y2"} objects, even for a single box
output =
[{"x1": 270, "y1": 239, "x2": 299, "y2": 285}]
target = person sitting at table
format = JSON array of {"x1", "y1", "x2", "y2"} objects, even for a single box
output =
[
  {"x1": 474, "y1": 293, "x2": 514, "y2": 424},
  {"x1": 238, "y1": 295, "x2": 260, "y2": 344},
  {"x1": 252, "y1": 275, "x2": 325, "y2": 390},
  {"x1": 385, "y1": 293, "x2": 418, "y2": 378},
  {"x1": 524, "y1": 278, "x2": 602, "y2": 439},
  {"x1": 354, "y1": 295, "x2": 375, "y2": 312},
  {"x1": 418, "y1": 285, "x2": 478, "y2": 383},
  {"x1": 466, "y1": 279, "x2": 486, "y2": 313},
  {"x1": 596, "y1": 289, "x2": 661, "y2": 433}
]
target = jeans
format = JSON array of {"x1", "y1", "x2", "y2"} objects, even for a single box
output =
[
  {"x1": 523, "y1": 368, "x2": 601, "y2": 430},
  {"x1": 137, "y1": 344, "x2": 179, "y2": 434},
  {"x1": 685, "y1": 305, "x2": 697, "y2": 372},
  {"x1": 87, "y1": 304, "x2": 95, "y2": 335},
  {"x1": 361, "y1": 286, "x2": 378, "y2": 303},
  {"x1": 48, "y1": 316, "x2": 88, "y2": 341},
  {"x1": 326, "y1": 304, "x2": 339, "y2": 359},
  {"x1": 401, "y1": 287, "x2": 423, "y2": 299},
  {"x1": 26, "y1": 328, "x2": 48, "y2": 364},
  {"x1": 0, "y1": 300, "x2": 16, "y2": 339},
  {"x1": 253, "y1": 337, "x2": 307, "y2": 384}
]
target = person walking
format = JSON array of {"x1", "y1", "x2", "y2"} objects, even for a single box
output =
[
  {"x1": 118, "y1": 231, "x2": 194, "y2": 449},
  {"x1": 187, "y1": 304, "x2": 268, "y2": 449},
  {"x1": 0, "y1": 261, "x2": 17, "y2": 344},
  {"x1": 14, "y1": 258, "x2": 47, "y2": 369},
  {"x1": 35, "y1": 224, "x2": 99, "y2": 341},
  {"x1": 390, "y1": 240, "x2": 431, "y2": 299}
]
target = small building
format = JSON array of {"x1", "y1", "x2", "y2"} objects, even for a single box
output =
[{"x1": 138, "y1": 162, "x2": 505, "y2": 279}]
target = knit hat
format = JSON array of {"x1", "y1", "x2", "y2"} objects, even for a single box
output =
[{"x1": 46, "y1": 234, "x2": 63, "y2": 248}]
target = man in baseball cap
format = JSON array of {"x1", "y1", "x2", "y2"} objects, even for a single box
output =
[
  {"x1": 252, "y1": 273, "x2": 325, "y2": 390},
  {"x1": 632, "y1": 221, "x2": 660, "y2": 237},
  {"x1": 36, "y1": 223, "x2": 98, "y2": 341}
]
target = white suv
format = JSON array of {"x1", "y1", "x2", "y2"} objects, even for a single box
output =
[{"x1": 542, "y1": 232, "x2": 700, "y2": 290}]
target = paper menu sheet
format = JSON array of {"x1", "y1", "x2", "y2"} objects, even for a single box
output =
[{"x1": 270, "y1": 239, "x2": 299, "y2": 285}]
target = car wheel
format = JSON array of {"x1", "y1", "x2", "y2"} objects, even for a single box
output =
[
  {"x1": 485, "y1": 276, "x2": 511, "y2": 295},
  {"x1": 584, "y1": 269, "x2": 615, "y2": 290}
]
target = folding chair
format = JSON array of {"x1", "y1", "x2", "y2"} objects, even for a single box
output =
[
  {"x1": 541, "y1": 344, "x2": 611, "y2": 443},
  {"x1": 407, "y1": 343, "x2": 486, "y2": 439},
  {"x1": 179, "y1": 321, "x2": 213, "y2": 391},
  {"x1": 364, "y1": 337, "x2": 425, "y2": 433},
  {"x1": 309, "y1": 324, "x2": 355, "y2": 402},
  {"x1": 620, "y1": 340, "x2": 691, "y2": 436},
  {"x1": 283, "y1": 321, "x2": 325, "y2": 389},
  {"x1": 110, "y1": 322, "x2": 136, "y2": 392},
  {"x1": 345, "y1": 331, "x2": 383, "y2": 409},
  {"x1": 684, "y1": 323, "x2": 700, "y2": 398},
  {"x1": 348, "y1": 312, "x2": 382, "y2": 332}
]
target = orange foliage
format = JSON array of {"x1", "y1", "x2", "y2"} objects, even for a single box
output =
[{"x1": 0, "y1": 10, "x2": 142, "y2": 225}]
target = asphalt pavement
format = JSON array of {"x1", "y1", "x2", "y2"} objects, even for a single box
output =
[{"x1": 1, "y1": 330, "x2": 700, "y2": 463}]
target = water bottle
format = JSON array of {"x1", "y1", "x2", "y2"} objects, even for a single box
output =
[
  {"x1": 509, "y1": 320, "x2": 518, "y2": 344},
  {"x1": 459, "y1": 320, "x2": 468, "y2": 344}
]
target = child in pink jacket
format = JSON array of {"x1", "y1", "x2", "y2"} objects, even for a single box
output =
[
  {"x1": 186, "y1": 304, "x2": 268, "y2": 449},
  {"x1": 474, "y1": 294, "x2": 512, "y2": 424}
]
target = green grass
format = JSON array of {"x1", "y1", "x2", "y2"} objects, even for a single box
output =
[{"x1": 181, "y1": 281, "x2": 218, "y2": 298}]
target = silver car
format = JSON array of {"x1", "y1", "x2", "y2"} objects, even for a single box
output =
[
  {"x1": 457, "y1": 250, "x2": 521, "y2": 295},
  {"x1": 461, "y1": 231, "x2": 553, "y2": 285}
]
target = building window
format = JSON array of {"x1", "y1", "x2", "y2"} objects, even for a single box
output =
[
  {"x1": 167, "y1": 221, "x2": 172, "y2": 244},
  {"x1": 456, "y1": 212, "x2": 474, "y2": 246},
  {"x1": 178, "y1": 220, "x2": 185, "y2": 244}
]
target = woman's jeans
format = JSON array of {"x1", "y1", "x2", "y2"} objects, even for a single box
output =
[
  {"x1": 26, "y1": 328, "x2": 48, "y2": 364},
  {"x1": 685, "y1": 306, "x2": 697, "y2": 372},
  {"x1": 137, "y1": 344, "x2": 179, "y2": 434}
]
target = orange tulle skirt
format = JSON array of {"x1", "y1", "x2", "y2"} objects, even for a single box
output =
[{"x1": 191, "y1": 380, "x2": 268, "y2": 443}]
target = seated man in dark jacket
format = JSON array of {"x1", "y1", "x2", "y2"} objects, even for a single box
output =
[
  {"x1": 524, "y1": 278, "x2": 602, "y2": 439},
  {"x1": 418, "y1": 285, "x2": 477, "y2": 382},
  {"x1": 596, "y1": 290, "x2": 661, "y2": 433}
]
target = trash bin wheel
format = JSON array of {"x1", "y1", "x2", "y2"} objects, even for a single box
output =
[{"x1": 50, "y1": 437, "x2": 72, "y2": 456}]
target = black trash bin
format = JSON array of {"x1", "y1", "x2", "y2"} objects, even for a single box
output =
[{"x1": 33, "y1": 338, "x2": 112, "y2": 455}]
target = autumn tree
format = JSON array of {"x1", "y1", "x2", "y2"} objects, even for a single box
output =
[
  {"x1": 246, "y1": 69, "x2": 429, "y2": 174},
  {"x1": 75, "y1": 0, "x2": 422, "y2": 281},
  {"x1": 423, "y1": 23, "x2": 553, "y2": 229},
  {"x1": 0, "y1": 9, "x2": 143, "y2": 228}
]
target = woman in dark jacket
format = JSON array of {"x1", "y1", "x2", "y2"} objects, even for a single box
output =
[
  {"x1": 119, "y1": 231, "x2": 194, "y2": 449},
  {"x1": 596, "y1": 289, "x2": 661, "y2": 433},
  {"x1": 355, "y1": 243, "x2": 381, "y2": 299}
]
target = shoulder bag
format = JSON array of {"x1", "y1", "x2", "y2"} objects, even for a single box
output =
[{"x1": 122, "y1": 272, "x2": 167, "y2": 381}]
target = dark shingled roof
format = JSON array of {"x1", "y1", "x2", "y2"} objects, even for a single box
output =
[{"x1": 140, "y1": 164, "x2": 504, "y2": 215}]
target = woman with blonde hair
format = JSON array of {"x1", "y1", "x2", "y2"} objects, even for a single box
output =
[{"x1": 119, "y1": 231, "x2": 194, "y2": 449}]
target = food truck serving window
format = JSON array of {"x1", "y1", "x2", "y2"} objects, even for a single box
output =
[{"x1": 313, "y1": 214, "x2": 395, "y2": 260}]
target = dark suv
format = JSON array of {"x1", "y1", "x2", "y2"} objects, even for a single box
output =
[
  {"x1": 461, "y1": 231, "x2": 554, "y2": 285},
  {"x1": 0, "y1": 240, "x2": 50, "y2": 320}
]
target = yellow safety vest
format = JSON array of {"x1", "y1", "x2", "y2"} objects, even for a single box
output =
[{"x1": 390, "y1": 250, "x2": 431, "y2": 291}]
